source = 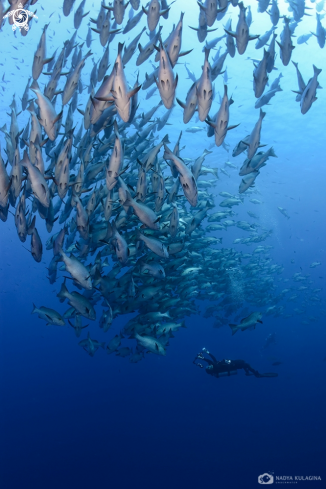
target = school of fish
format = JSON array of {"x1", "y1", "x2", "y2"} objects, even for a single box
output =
[{"x1": 0, "y1": 0, "x2": 324, "y2": 361}]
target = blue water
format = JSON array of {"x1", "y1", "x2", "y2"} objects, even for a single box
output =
[{"x1": 0, "y1": 0, "x2": 326, "y2": 488}]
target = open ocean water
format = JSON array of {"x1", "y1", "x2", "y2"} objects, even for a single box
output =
[{"x1": 0, "y1": 0, "x2": 325, "y2": 488}]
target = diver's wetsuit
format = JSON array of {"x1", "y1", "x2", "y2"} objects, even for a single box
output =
[{"x1": 194, "y1": 351, "x2": 278, "y2": 378}]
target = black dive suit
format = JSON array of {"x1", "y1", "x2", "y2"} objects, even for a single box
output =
[{"x1": 194, "y1": 350, "x2": 278, "y2": 378}]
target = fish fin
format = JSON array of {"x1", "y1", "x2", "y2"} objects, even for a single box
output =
[
  {"x1": 224, "y1": 29, "x2": 236, "y2": 38},
  {"x1": 160, "y1": 8, "x2": 170, "y2": 16},
  {"x1": 52, "y1": 110, "x2": 63, "y2": 126},
  {"x1": 229, "y1": 324, "x2": 237, "y2": 335},
  {"x1": 128, "y1": 85, "x2": 142, "y2": 99},
  {"x1": 205, "y1": 119, "x2": 216, "y2": 128},
  {"x1": 178, "y1": 49, "x2": 193, "y2": 57},
  {"x1": 43, "y1": 56, "x2": 54, "y2": 65},
  {"x1": 227, "y1": 123, "x2": 240, "y2": 131},
  {"x1": 188, "y1": 26, "x2": 200, "y2": 32},
  {"x1": 257, "y1": 320, "x2": 263, "y2": 324},
  {"x1": 30, "y1": 80, "x2": 40, "y2": 90},
  {"x1": 174, "y1": 73, "x2": 178, "y2": 88}
]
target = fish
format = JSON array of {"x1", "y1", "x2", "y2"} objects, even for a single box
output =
[
  {"x1": 63, "y1": 0, "x2": 76, "y2": 17},
  {"x1": 62, "y1": 50, "x2": 92, "y2": 106},
  {"x1": 255, "y1": 27, "x2": 276, "y2": 50},
  {"x1": 91, "y1": 11, "x2": 121, "y2": 47},
  {"x1": 177, "y1": 81, "x2": 198, "y2": 124},
  {"x1": 189, "y1": 7, "x2": 218, "y2": 44},
  {"x1": 277, "y1": 17, "x2": 296, "y2": 67},
  {"x1": 123, "y1": 9, "x2": 144, "y2": 34},
  {"x1": 255, "y1": 86, "x2": 282, "y2": 108},
  {"x1": 143, "y1": 0, "x2": 170, "y2": 32},
  {"x1": 278, "y1": 207, "x2": 290, "y2": 219},
  {"x1": 79, "y1": 332, "x2": 105, "y2": 356},
  {"x1": 253, "y1": 49, "x2": 269, "y2": 98},
  {"x1": 111, "y1": 43, "x2": 142, "y2": 122},
  {"x1": 206, "y1": 85, "x2": 239, "y2": 147},
  {"x1": 312, "y1": 13, "x2": 326, "y2": 48},
  {"x1": 59, "y1": 250, "x2": 92, "y2": 290},
  {"x1": 32, "y1": 24, "x2": 54, "y2": 81},
  {"x1": 163, "y1": 144, "x2": 198, "y2": 207},
  {"x1": 0, "y1": 0, "x2": 322, "y2": 370},
  {"x1": 245, "y1": 109, "x2": 266, "y2": 160},
  {"x1": 300, "y1": 65, "x2": 322, "y2": 115},
  {"x1": 20, "y1": 150, "x2": 50, "y2": 208},
  {"x1": 229, "y1": 312, "x2": 263, "y2": 335},
  {"x1": 69, "y1": 315, "x2": 89, "y2": 337},
  {"x1": 297, "y1": 33, "x2": 312, "y2": 45},
  {"x1": 239, "y1": 170, "x2": 260, "y2": 194},
  {"x1": 269, "y1": 0, "x2": 280, "y2": 26},
  {"x1": 224, "y1": 2, "x2": 259, "y2": 55},
  {"x1": 155, "y1": 38, "x2": 178, "y2": 109},
  {"x1": 239, "y1": 147, "x2": 276, "y2": 175},
  {"x1": 225, "y1": 19, "x2": 236, "y2": 58},
  {"x1": 74, "y1": 0, "x2": 89, "y2": 30},
  {"x1": 134, "y1": 332, "x2": 166, "y2": 355},
  {"x1": 30, "y1": 80, "x2": 62, "y2": 141},
  {"x1": 105, "y1": 0, "x2": 128, "y2": 25},
  {"x1": 122, "y1": 27, "x2": 146, "y2": 66},
  {"x1": 32, "y1": 304, "x2": 65, "y2": 326},
  {"x1": 57, "y1": 280, "x2": 96, "y2": 320},
  {"x1": 196, "y1": 48, "x2": 213, "y2": 122}
]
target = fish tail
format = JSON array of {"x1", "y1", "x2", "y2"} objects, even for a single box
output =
[
  {"x1": 31, "y1": 303, "x2": 37, "y2": 314},
  {"x1": 27, "y1": 101, "x2": 35, "y2": 113},
  {"x1": 313, "y1": 65, "x2": 322, "y2": 76},
  {"x1": 57, "y1": 280, "x2": 68, "y2": 302},
  {"x1": 163, "y1": 143, "x2": 173, "y2": 160},
  {"x1": 268, "y1": 147, "x2": 277, "y2": 158},
  {"x1": 30, "y1": 80, "x2": 40, "y2": 91}
]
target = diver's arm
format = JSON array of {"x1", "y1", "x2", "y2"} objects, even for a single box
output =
[
  {"x1": 194, "y1": 352, "x2": 215, "y2": 366},
  {"x1": 207, "y1": 352, "x2": 218, "y2": 363},
  {"x1": 202, "y1": 348, "x2": 218, "y2": 363},
  {"x1": 201, "y1": 357, "x2": 215, "y2": 366}
]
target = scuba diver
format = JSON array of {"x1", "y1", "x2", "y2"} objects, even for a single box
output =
[{"x1": 193, "y1": 348, "x2": 278, "y2": 378}]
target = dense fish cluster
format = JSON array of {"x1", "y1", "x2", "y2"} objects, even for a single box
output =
[{"x1": 0, "y1": 0, "x2": 324, "y2": 361}]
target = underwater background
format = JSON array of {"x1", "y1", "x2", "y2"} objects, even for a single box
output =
[{"x1": 0, "y1": 0, "x2": 325, "y2": 488}]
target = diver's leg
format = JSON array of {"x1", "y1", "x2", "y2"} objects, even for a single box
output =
[
  {"x1": 244, "y1": 364, "x2": 278, "y2": 378},
  {"x1": 244, "y1": 363, "x2": 262, "y2": 377}
]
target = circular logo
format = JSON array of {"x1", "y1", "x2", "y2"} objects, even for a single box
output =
[{"x1": 12, "y1": 8, "x2": 29, "y2": 31}]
